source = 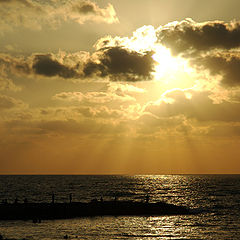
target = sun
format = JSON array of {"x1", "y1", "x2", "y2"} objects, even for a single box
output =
[
  {"x1": 152, "y1": 45, "x2": 196, "y2": 90},
  {"x1": 120, "y1": 26, "x2": 197, "y2": 92}
]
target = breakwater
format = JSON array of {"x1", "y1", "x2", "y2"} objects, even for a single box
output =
[{"x1": 0, "y1": 200, "x2": 191, "y2": 220}]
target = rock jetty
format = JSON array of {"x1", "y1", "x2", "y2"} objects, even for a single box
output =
[{"x1": 0, "y1": 200, "x2": 192, "y2": 220}]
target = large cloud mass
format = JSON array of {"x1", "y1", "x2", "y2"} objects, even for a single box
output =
[
  {"x1": 1, "y1": 18, "x2": 240, "y2": 88},
  {"x1": 0, "y1": 47, "x2": 156, "y2": 81},
  {"x1": 155, "y1": 19, "x2": 240, "y2": 87},
  {"x1": 157, "y1": 18, "x2": 240, "y2": 55}
]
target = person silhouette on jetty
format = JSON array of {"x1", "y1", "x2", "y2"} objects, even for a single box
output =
[
  {"x1": 52, "y1": 193, "x2": 55, "y2": 204},
  {"x1": 146, "y1": 194, "x2": 150, "y2": 203},
  {"x1": 14, "y1": 197, "x2": 18, "y2": 204},
  {"x1": 69, "y1": 193, "x2": 72, "y2": 204}
]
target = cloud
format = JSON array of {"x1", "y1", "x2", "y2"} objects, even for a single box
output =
[
  {"x1": 53, "y1": 90, "x2": 136, "y2": 104},
  {"x1": 2, "y1": 18, "x2": 240, "y2": 86},
  {"x1": 3, "y1": 117, "x2": 129, "y2": 138},
  {"x1": 0, "y1": 53, "x2": 31, "y2": 76},
  {"x1": 69, "y1": 1, "x2": 118, "y2": 24},
  {"x1": 207, "y1": 124, "x2": 240, "y2": 137},
  {"x1": 92, "y1": 19, "x2": 240, "y2": 86},
  {"x1": 0, "y1": 0, "x2": 43, "y2": 9},
  {"x1": 0, "y1": 0, "x2": 49, "y2": 31},
  {"x1": 136, "y1": 112, "x2": 186, "y2": 135},
  {"x1": 76, "y1": 106, "x2": 122, "y2": 119},
  {"x1": 0, "y1": 94, "x2": 26, "y2": 110},
  {"x1": 107, "y1": 82, "x2": 146, "y2": 94},
  {"x1": 1, "y1": 47, "x2": 155, "y2": 81},
  {"x1": 53, "y1": 91, "x2": 84, "y2": 102},
  {"x1": 192, "y1": 52, "x2": 240, "y2": 87},
  {"x1": 0, "y1": 77, "x2": 21, "y2": 91},
  {"x1": 0, "y1": 0, "x2": 118, "y2": 32},
  {"x1": 0, "y1": 52, "x2": 84, "y2": 79},
  {"x1": 157, "y1": 18, "x2": 240, "y2": 55},
  {"x1": 145, "y1": 89, "x2": 240, "y2": 122},
  {"x1": 94, "y1": 25, "x2": 157, "y2": 52},
  {"x1": 83, "y1": 47, "x2": 155, "y2": 81},
  {"x1": 152, "y1": 19, "x2": 240, "y2": 88},
  {"x1": 32, "y1": 54, "x2": 80, "y2": 79}
]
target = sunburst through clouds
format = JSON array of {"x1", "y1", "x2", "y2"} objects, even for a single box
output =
[{"x1": 1, "y1": 0, "x2": 240, "y2": 174}]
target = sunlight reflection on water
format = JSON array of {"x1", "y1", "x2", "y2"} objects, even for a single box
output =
[{"x1": 0, "y1": 175, "x2": 239, "y2": 239}]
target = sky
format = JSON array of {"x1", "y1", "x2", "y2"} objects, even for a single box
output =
[{"x1": 1, "y1": 0, "x2": 240, "y2": 174}]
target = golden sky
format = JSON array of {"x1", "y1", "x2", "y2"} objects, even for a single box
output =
[{"x1": 1, "y1": 0, "x2": 240, "y2": 174}]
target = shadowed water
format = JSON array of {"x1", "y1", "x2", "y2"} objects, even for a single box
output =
[{"x1": 0, "y1": 175, "x2": 239, "y2": 239}]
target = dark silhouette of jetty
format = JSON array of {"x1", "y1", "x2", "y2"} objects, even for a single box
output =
[{"x1": 0, "y1": 200, "x2": 192, "y2": 220}]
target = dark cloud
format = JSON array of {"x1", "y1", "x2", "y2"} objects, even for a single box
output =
[
  {"x1": 156, "y1": 19, "x2": 240, "y2": 87},
  {"x1": 192, "y1": 52, "x2": 240, "y2": 86},
  {"x1": 72, "y1": 1, "x2": 96, "y2": 14},
  {"x1": 32, "y1": 54, "x2": 79, "y2": 79},
  {"x1": 1, "y1": 53, "x2": 80, "y2": 79},
  {"x1": 83, "y1": 61, "x2": 106, "y2": 77},
  {"x1": 1, "y1": 47, "x2": 155, "y2": 81},
  {"x1": 83, "y1": 47, "x2": 155, "y2": 81},
  {"x1": 102, "y1": 47, "x2": 154, "y2": 76},
  {"x1": 158, "y1": 19, "x2": 240, "y2": 55}
]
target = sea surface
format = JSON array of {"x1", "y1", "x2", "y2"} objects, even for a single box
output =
[{"x1": 0, "y1": 175, "x2": 239, "y2": 239}]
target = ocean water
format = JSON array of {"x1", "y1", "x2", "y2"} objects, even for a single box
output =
[{"x1": 0, "y1": 175, "x2": 239, "y2": 239}]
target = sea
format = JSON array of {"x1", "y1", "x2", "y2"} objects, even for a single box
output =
[{"x1": 0, "y1": 175, "x2": 239, "y2": 240}]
